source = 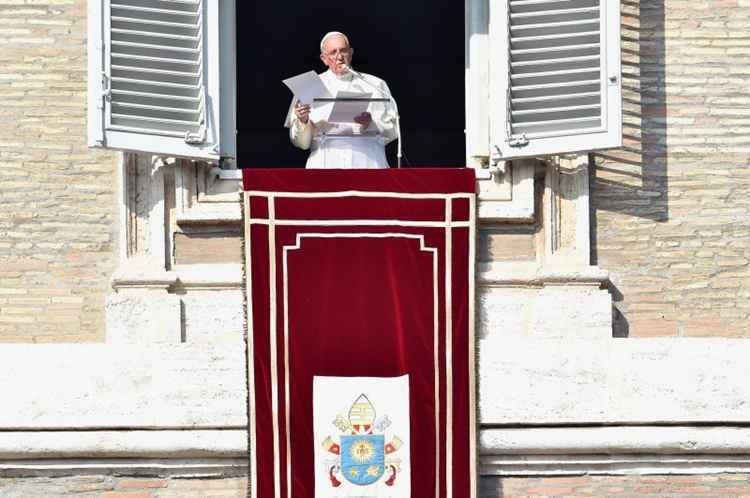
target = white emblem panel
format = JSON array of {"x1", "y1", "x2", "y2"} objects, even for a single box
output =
[{"x1": 313, "y1": 375, "x2": 411, "y2": 498}]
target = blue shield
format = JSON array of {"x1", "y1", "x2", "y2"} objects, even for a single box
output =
[{"x1": 340, "y1": 435, "x2": 385, "y2": 486}]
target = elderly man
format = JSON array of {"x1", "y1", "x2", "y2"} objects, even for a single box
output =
[{"x1": 285, "y1": 32, "x2": 398, "y2": 169}]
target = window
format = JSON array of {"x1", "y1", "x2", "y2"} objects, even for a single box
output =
[
  {"x1": 88, "y1": 0, "x2": 620, "y2": 165},
  {"x1": 88, "y1": 0, "x2": 236, "y2": 160}
]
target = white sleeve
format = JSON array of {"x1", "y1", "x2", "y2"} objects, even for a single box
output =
[
  {"x1": 370, "y1": 79, "x2": 398, "y2": 145},
  {"x1": 289, "y1": 118, "x2": 314, "y2": 150},
  {"x1": 285, "y1": 98, "x2": 314, "y2": 150}
]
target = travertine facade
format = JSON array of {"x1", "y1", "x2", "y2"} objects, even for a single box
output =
[
  {"x1": 0, "y1": 0, "x2": 119, "y2": 343},
  {"x1": 4, "y1": 474, "x2": 750, "y2": 497},
  {"x1": 1, "y1": 0, "x2": 750, "y2": 495},
  {"x1": 5, "y1": 474, "x2": 750, "y2": 497}
]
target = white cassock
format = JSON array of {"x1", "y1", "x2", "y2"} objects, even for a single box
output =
[{"x1": 285, "y1": 69, "x2": 398, "y2": 169}]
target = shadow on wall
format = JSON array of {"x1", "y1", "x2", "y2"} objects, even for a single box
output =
[
  {"x1": 607, "y1": 281, "x2": 630, "y2": 337},
  {"x1": 591, "y1": 0, "x2": 668, "y2": 227},
  {"x1": 589, "y1": 0, "x2": 667, "y2": 338},
  {"x1": 480, "y1": 476, "x2": 503, "y2": 498}
]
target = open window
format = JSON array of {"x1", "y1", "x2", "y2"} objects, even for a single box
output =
[
  {"x1": 87, "y1": 0, "x2": 620, "y2": 168},
  {"x1": 490, "y1": 0, "x2": 622, "y2": 160},
  {"x1": 234, "y1": 2, "x2": 466, "y2": 167},
  {"x1": 88, "y1": 0, "x2": 236, "y2": 160}
]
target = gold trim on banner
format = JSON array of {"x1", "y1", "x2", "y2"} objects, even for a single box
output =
[
  {"x1": 248, "y1": 219, "x2": 471, "y2": 228},
  {"x1": 445, "y1": 198, "x2": 453, "y2": 498},
  {"x1": 267, "y1": 196, "x2": 283, "y2": 498},
  {"x1": 283, "y1": 233, "x2": 439, "y2": 498},
  {"x1": 469, "y1": 193, "x2": 478, "y2": 498},
  {"x1": 243, "y1": 192, "x2": 258, "y2": 498}
]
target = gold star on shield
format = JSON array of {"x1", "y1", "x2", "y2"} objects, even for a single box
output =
[
  {"x1": 349, "y1": 468, "x2": 359, "y2": 477},
  {"x1": 366, "y1": 464, "x2": 381, "y2": 477}
]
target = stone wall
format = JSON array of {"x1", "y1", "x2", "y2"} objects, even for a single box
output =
[
  {"x1": 592, "y1": 0, "x2": 750, "y2": 337},
  {"x1": 3, "y1": 0, "x2": 750, "y2": 491},
  {"x1": 0, "y1": 0, "x2": 119, "y2": 343},
  {"x1": 3, "y1": 474, "x2": 750, "y2": 497}
]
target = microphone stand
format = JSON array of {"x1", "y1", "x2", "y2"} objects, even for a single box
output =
[{"x1": 344, "y1": 66, "x2": 403, "y2": 168}]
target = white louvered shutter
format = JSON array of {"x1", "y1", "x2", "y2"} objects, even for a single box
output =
[
  {"x1": 490, "y1": 0, "x2": 621, "y2": 159},
  {"x1": 88, "y1": 0, "x2": 236, "y2": 160}
]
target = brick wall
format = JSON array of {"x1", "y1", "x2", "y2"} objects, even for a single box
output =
[
  {"x1": 1, "y1": 0, "x2": 746, "y2": 346},
  {"x1": 0, "y1": 475, "x2": 248, "y2": 498},
  {"x1": 482, "y1": 474, "x2": 750, "y2": 497},
  {"x1": 0, "y1": 0, "x2": 119, "y2": 342},
  {"x1": 593, "y1": 0, "x2": 750, "y2": 337}
]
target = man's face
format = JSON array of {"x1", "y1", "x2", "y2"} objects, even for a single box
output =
[{"x1": 320, "y1": 35, "x2": 353, "y2": 76}]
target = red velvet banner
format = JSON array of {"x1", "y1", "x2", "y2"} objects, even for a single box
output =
[{"x1": 243, "y1": 169, "x2": 476, "y2": 498}]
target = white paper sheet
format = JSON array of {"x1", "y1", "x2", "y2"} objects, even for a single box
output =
[
  {"x1": 327, "y1": 91, "x2": 373, "y2": 124},
  {"x1": 310, "y1": 101, "x2": 334, "y2": 124},
  {"x1": 282, "y1": 70, "x2": 331, "y2": 105}
]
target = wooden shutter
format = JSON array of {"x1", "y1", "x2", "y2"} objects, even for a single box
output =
[
  {"x1": 88, "y1": 0, "x2": 236, "y2": 160},
  {"x1": 491, "y1": 0, "x2": 621, "y2": 159}
]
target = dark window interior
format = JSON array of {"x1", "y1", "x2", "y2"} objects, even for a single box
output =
[{"x1": 236, "y1": 1, "x2": 465, "y2": 168}]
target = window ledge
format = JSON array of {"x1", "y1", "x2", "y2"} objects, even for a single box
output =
[
  {"x1": 176, "y1": 207, "x2": 242, "y2": 226},
  {"x1": 112, "y1": 262, "x2": 242, "y2": 291},
  {"x1": 478, "y1": 262, "x2": 609, "y2": 288}
]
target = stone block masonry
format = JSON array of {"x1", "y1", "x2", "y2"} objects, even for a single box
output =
[
  {"x1": 592, "y1": 0, "x2": 750, "y2": 337},
  {"x1": 3, "y1": 474, "x2": 750, "y2": 497},
  {"x1": 0, "y1": 0, "x2": 119, "y2": 342}
]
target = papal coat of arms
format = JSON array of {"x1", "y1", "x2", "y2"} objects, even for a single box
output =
[{"x1": 321, "y1": 393, "x2": 403, "y2": 488}]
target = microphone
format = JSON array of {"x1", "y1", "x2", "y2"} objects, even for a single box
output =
[
  {"x1": 342, "y1": 64, "x2": 359, "y2": 78},
  {"x1": 343, "y1": 65, "x2": 403, "y2": 168}
]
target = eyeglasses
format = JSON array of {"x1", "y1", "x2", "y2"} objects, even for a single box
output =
[{"x1": 324, "y1": 47, "x2": 352, "y2": 58}]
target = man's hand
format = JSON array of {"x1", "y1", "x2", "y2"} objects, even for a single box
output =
[
  {"x1": 294, "y1": 101, "x2": 311, "y2": 124},
  {"x1": 354, "y1": 112, "x2": 372, "y2": 129}
]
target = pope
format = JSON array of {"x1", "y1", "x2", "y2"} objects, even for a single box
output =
[{"x1": 284, "y1": 31, "x2": 398, "y2": 169}]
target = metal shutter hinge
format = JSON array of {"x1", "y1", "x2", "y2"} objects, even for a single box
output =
[
  {"x1": 185, "y1": 126, "x2": 207, "y2": 145},
  {"x1": 101, "y1": 72, "x2": 111, "y2": 101},
  {"x1": 508, "y1": 134, "x2": 529, "y2": 148}
]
